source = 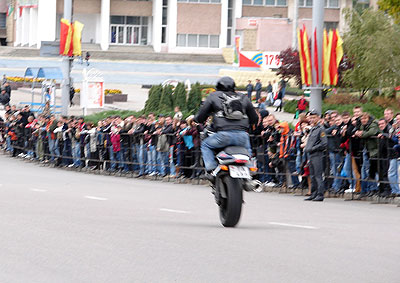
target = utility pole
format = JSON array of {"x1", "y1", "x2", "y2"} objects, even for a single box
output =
[
  {"x1": 310, "y1": 0, "x2": 324, "y2": 114},
  {"x1": 291, "y1": 0, "x2": 299, "y2": 50},
  {"x1": 61, "y1": 0, "x2": 73, "y2": 116}
]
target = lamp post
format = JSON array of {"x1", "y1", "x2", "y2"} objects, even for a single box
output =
[
  {"x1": 309, "y1": 0, "x2": 324, "y2": 114},
  {"x1": 61, "y1": 0, "x2": 73, "y2": 116}
]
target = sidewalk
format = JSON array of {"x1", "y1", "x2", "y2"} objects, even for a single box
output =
[{"x1": 7, "y1": 83, "x2": 149, "y2": 116}]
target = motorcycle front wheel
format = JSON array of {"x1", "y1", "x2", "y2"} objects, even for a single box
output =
[{"x1": 219, "y1": 176, "x2": 243, "y2": 227}]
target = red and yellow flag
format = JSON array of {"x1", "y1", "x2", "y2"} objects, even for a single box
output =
[
  {"x1": 72, "y1": 21, "x2": 84, "y2": 56},
  {"x1": 302, "y1": 27, "x2": 312, "y2": 86},
  {"x1": 60, "y1": 19, "x2": 84, "y2": 57},
  {"x1": 322, "y1": 29, "x2": 330, "y2": 85},
  {"x1": 297, "y1": 28, "x2": 306, "y2": 85},
  {"x1": 313, "y1": 27, "x2": 319, "y2": 85}
]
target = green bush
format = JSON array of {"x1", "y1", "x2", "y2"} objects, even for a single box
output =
[
  {"x1": 173, "y1": 83, "x2": 187, "y2": 111},
  {"x1": 85, "y1": 110, "x2": 142, "y2": 124},
  {"x1": 187, "y1": 83, "x2": 202, "y2": 113},
  {"x1": 283, "y1": 100, "x2": 299, "y2": 114},
  {"x1": 158, "y1": 85, "x2": 174, "y2": 113},
  {"x1": 144, "y1": 85, "x2": 163, "y2": 113}
]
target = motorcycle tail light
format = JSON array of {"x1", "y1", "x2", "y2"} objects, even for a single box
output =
[
  {"x1": 235, "y1": 159, "x2": 248, "y2": 164},
  {"x1": 249, "y1": 167, "x2": 258, "y2": 172},
  {"x1": 220, "y1": 165, "x2": 229, "y2": 171}
]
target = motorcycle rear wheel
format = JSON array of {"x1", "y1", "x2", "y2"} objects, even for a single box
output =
[{"x1": 219, "y1": 176, "x2": 243, "y2": 227}]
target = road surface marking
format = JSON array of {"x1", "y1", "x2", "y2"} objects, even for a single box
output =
[
  {"x1": 30, "y1": 188, "x2": 47, "y2": 192},
  {"x1": 85, "y1": 196, "x2": 108, "y2": 201},
  {"x1": 159, "y1": 208, "x2": 191, "y2": 214},
  {"x1": 268, "y1": 222, "x2": 318, "y2": 230}
]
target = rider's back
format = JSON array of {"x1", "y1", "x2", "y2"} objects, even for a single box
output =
[{"x1": 195, "y1": 90, "x2": 258, "y2": 132}]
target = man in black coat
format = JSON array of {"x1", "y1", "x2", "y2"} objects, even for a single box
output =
[{"x1": 246, "y1": 80, "x2": 253, "y2": 100}]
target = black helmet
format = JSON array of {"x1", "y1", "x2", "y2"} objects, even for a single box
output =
[{"x1": 216, "y1": 76, "x2": 236, "y2": 92}]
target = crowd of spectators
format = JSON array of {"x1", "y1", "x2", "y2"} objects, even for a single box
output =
[{"x1": 1, "y1": 101, "x2": 400, "y2": 199}]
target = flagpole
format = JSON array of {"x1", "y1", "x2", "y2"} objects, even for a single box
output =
[
  {"x1": 61, "y1": 0, "x2": 73, "y2": 116},
  {"x1": 310, "y1": 0, "x2": 324, "y2": 115}
]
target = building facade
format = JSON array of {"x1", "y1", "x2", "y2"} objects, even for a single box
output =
[{"x1": 5, "y1": 0, "x2": 375, "y2": 53}]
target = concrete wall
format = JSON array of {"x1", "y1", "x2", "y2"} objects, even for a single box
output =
[
  {"x1": 242, "y1": 6, "x2": 288, "y2": 18},
  {"x1": 74, "y1": 13, "x2": 100, "y2": 43},
  {"x1": 0, "y1": 0, "x2": 7, "y2": 13},
  {"x1": 111, "y1": 0, "x2": 152, "y2": 16},
  {"x1": 299, "y1": 7, "x2": 340, "y2": 21},
  {"x1": 57, "y1": 0, "x2": 101, "y2": 14},
  {"x1": 177, "y1": 3, "x2": 221, "y2": 35},
  {"x1": 236, "y1": 17, "x2": 313, "y2": 52}
]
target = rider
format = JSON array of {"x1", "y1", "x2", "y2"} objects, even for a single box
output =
[{"x1": 194, "y1": 76, "x2": 259, "y2": 182}]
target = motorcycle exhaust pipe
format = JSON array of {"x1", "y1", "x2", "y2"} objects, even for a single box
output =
[{"x1": 245, "y1": 180, "x2": 263, "y2": 193}]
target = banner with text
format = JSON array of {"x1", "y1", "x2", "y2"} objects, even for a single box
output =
[{"x1": 239, "y1": 51, "x2": 282, "y2": 69}]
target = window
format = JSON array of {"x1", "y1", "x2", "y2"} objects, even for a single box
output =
[
  {"x1": 161, "y1": 0, "x2": 168, "y2": 43},
  {"x1": 110, "y1": 16, "x2": 124, "y2": 24},
  {"x1": 109, "y1": 16, "x2": 149, "y2": 45},
  {"x1": 324, "y1": 21, "x2": 338, "y2": 30},
  {"x1": 177, "y1": 0, "x2": 221, "y2": 3},
  {"x1": 0, "y1": 13, "x2": 6, "y2": 29},
  {"x1": 325, "y1": 0, "x2": 339, "y2": 8},
  {"x1": 298, "y1": 0, "x2": 312, "y2": 7},
  {"x1": 126, "y1": 16, "x2": 140, "y2": 25},
  {"x1": 299, "y1": 0, "x2": 340, "y2": 8},
  {"x1": 177, "y1": 34, "x2": 220, "y2": 48},
  {"x1": 243, "y1": 0, "x2": 287, "y2": 6},
  {"x1": 227, "y1": 0, "x2": 234, "y2": 46}
]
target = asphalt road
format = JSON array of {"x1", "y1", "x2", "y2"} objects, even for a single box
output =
[{"x1": 0, "y1": 154, "x2": 399, "y2": 283}]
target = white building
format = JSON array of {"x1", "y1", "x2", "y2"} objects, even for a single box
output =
[{"x1": 6, "y1": 0, "x2": 375, "y2": 54}]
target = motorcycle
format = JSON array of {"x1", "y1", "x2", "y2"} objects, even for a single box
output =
[{"x1": 211, "y1": 146, "x2": 260, "y2": 227}]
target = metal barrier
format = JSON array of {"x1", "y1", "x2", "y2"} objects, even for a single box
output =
[{"x1": 1, "y1": 126, "x2": 400, "y2": 202}]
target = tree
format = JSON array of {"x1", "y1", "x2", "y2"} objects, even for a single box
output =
[
  {"x1": 186, "y1": 83, "x2": 202, "y2": 113},
  {"x1": 144, "y1": 85, "x2": 162, "y2": 113},
  {"x1": 277, "y1": 47, "x2": 302, "y2": 88},
  {"x1": 343, "y1": 9, "x2": 400, "y2": 98},
  {"x1": 173, "y1": 83, "x2": 187, "y2": 111},
  {"x1": 158, "y1": 85, "x2": 174, "y2": 113},
  {"x1": 378, "y1": 0, "x2": 400, "y2": 23}
]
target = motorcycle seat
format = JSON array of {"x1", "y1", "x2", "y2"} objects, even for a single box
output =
[{"x1": 223, "y1": 146, "x2": 251, "y2": 157}]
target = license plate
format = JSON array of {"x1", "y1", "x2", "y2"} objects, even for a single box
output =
[{"x1": 229, "y1": 166, "x2": 251, "y2": 179}]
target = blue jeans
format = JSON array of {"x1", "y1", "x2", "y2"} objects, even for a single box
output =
[
  {"x1": 287, "y1": 159, "x2": 300, "y2": 186},
  {"x1": 49, "y1": 139, "x2": 60, "y2": 161},
  {"x1": 201, "y1": 130, "x2": 251, "y2": 171},
  {"x1": 343, "y1": 153, "x2": 354, "y2": 189},
  {"x1": 388, "y1": 159, "x2": 400, "y2": 194},
  {"x1": 72, "y1": 142, "x2": 81, "y2": 167},
  {"x1": 63, "y1": 140, "x2": 73, "y2": 165},
  {"x1": 147, "y1": 145, "x2": 157, "y2": 173},
  {"x1": 6, "y1": 136, "x2": 13, "y2": 152},
  {"x1": 169, "y1": 146, "x2": 176, "y2": 176},
  {"x1": 329, "y1": 152, "x2": 342, "y2": 191},
  {"x1": 109, "y1": 147, "x2": 122, "y2": 170},
  {"x1": 136, "y1": 144, "x2": 146, "y2": 175},
  {"x1": 295, "y1": 149, "x2": 302, "y2": 173},
  {"x1": 120, "y1": 144, "x2": 130, "y2": 171},
  {"x1": 157, "y1": 151, "x2": 169, "y2": 176},
  {"x1": 361, "y1": 151, "x2": 378, "y2": 193}
]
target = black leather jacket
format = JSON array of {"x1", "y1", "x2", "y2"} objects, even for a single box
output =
[{"x1": 194, "y1": 91, "x2": 258, "y2": 132}]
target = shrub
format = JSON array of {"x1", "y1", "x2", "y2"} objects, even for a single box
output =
[
  {"x1": 283, "y1": 100, "x2": 299, "y2": 114},
  {"x1": 158, "y1": 85, "x2": 174, "y2": 112},
  {"x1": 187, "y1": 83, "x2": 202, "y2": 113},
  {"x1": 144, "y1": 85, "x2": 163, "y2": 113},
  {"x1": 324, "y1": 93, "x2": 364, "y2": 105},
  {"x1": 173, "y1": 83, "x2": 187, "y2": 111}
]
